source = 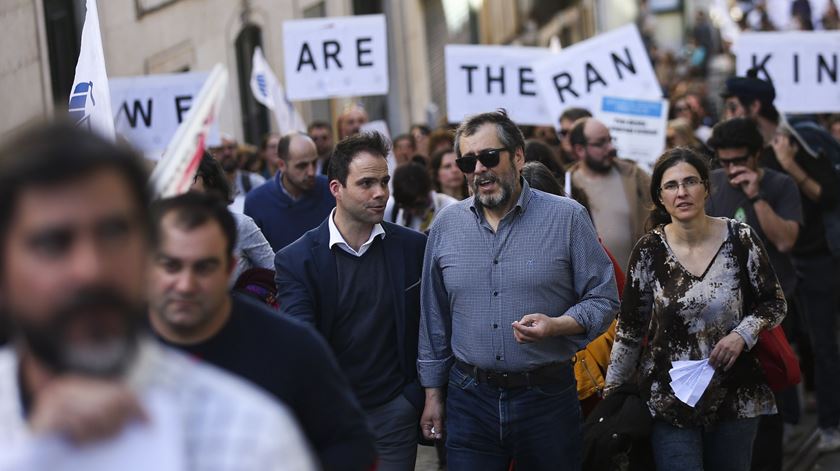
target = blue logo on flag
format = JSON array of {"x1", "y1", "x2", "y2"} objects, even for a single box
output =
[
  {"x1": 69, "y1": 81, "x2": 96, "y2": 127},
  {"x1": 256, "y1": 74, "x2": 268, "y2": 98}
]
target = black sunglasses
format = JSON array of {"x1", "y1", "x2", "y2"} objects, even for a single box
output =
[{"x1": 456, "y1": 147, "x2": 506, "y2": 173}]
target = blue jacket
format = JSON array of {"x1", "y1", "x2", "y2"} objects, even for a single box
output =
[
  {"x1": 274, "y1": 219, "x2": 427, "y2": 413},
  {"x1": 244, "y1": 173, "x2": 335, "y2": 252}
]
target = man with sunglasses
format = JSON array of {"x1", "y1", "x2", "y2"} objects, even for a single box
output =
[
  {"x1": 418, "y1": 109, "x2": 618, "y2": 470},
  {"x1": 566, "y1": 117, "x2": 652, "y2": 272}
]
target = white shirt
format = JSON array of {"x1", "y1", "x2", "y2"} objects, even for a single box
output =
[
  {"x1": 327, "y1": 208, "x2": 385, "y2": 257},
  {"x1": 0, "y1": 340, "x2": 317, "y2": 471}
]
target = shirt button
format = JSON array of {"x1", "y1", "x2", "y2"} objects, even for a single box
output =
[
  {"x1": 496, "y1": 355, "x2": 501, "y2": 360},
  {"x1": 493, "y1": 324, "x2": 498, "y2": 329},
  {"x1": 493, "y1": 259, "x2": 499, "y2": 265},
  {"x1": 493, "y1": 291, "x2": 498, "y2": 296}
]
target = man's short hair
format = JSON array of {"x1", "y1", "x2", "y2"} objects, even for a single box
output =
[
  {"x1": 307, "y1": 121, "x2": 331, "y2": 133},
  {"x1": 327, "y1": 132, "x2": 390, "y2": 186},
  {"x1": 393, "y1": 162, "x2": 431, "y2": 207},
  {"x1": 260, "y1": 132, "x2": 279, "y2": 152},
  {"x1": 277, "y1": 132, "x2": 311, "y2": 162},
  {"x1": 560, "y1": 107, "x2": 592, "y2": 123},
  {"x1": 569, "y1": 117, "x2": 591, "y2": 148},
  {"x1": 454, "y1": 109, "x2": 525, "y2": 159},
  {"x1": 195, "y1": 152, "x2": 232, "y2": 203},
  {"x1": 707, "y1": 118, "x2": 765, "y2": 156},
  {"x1": 0, "y1": 121, "x2": 150, "y2": 247},
  {"x1": 151, "y1": 192, "x2": 237, "y2": 262}
]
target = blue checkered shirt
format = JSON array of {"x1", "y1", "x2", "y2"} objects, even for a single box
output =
[{"x1": 418, "y1": 180, "x2": 619, "y2": 387}]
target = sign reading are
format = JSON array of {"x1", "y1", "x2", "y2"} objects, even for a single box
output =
[
  {"x1": 533, "y1": 24, "x2": 661, "y2": 120},
  {"x1": 734, "y1": 31, "x2": 840, "y2": 113},
  {"x1": 445, "y1": 45, "x2": 554, "y2": 125},
  {"x1": 110, "y1": 71, "x2": 219, "y2": 160},
  {"x1": 283, "y1": 14, "x2": 388, "y2": 101}
]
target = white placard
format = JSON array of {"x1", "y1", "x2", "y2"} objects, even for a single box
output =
[
  {"x1": 733, "y1": 31, "x2": 840, "y2": 113},
  {"x1": 110, "y1": 72, "x2": 218, "y2": 159},
  {"x1": 283, "y1": 14, "x2": 388, "y2": 101},
  {"x1": 533, "y1": 24, "x2": 662, "y2": 121},
  {"x1": 445, "y1": 45, "x2": 554, "y2": 125},
  {"x1": 596, "y1": 96, "x2": 669, "y2": 169}
]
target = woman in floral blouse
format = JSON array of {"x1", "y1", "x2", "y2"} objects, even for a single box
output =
[{"x1": 604, "y1": 147, "x2": 786, "y2": 471}]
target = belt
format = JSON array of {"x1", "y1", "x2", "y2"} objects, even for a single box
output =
[{"x1": 455, "y1": 359, "x2": 571, "y2": 389}]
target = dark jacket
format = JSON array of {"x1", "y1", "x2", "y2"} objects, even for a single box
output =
[{"x1": 274, "y1": 219, "x2": 427, "y2": 413}]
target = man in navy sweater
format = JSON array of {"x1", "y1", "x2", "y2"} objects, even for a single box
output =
[
  {"x1": 245, "y1": 133, "x2": 335, "y2": 252},
  {"x1": 148, "y1": 192, "x2": 376, "y2": 471}
]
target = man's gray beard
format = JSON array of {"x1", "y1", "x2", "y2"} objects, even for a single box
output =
[{"x1": 471, "y1": 173, "x2": 514, "y2": 209}]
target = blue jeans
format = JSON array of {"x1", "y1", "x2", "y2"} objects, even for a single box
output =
[
  {"x1": 794, "y1": 256, "x2": 840, "y2": 429},
  {"x1": 445, "y1": 364, "x2": 582, "y2": 471},
  {"x1": 651, "y1": 418, "x2": 759, "y2": 471}
]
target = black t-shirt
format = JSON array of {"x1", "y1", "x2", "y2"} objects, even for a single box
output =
[
  {"x1": 157, "y1": 294, "x2": 375, "y2": 471},
  {"x1": 706, "y1": 167, "x2": 803, "y2": 296}
]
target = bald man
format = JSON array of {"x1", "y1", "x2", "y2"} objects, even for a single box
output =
[
  {"x1": 337, "y1": 105, "x2": 369, "y2": 139},
  {"x1": 244, "y1": 133, "x2": 336, "y2": 252}
]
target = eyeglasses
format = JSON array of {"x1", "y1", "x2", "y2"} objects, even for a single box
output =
[
  {"x1": 456, "y1": 147, "x2": 506, "y2": 173},
  {"x1": 661, "y1": 176, "x2": 704, "y2": 193},
  {"x1": 586, "y1": 136, "x2": 616, "y2": 148},
  {"x1": 715, "y1": 154, "x2": 751, "y2": 168}
]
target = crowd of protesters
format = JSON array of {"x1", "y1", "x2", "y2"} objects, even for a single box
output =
[{"x1": 2, "y1": 4, "x2": 840, "y2": 471}]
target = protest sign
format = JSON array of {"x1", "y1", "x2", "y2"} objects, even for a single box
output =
[
  {"x1": 150, "y1": 64, "x2": 228, "y2": 199},
  {"x1": 734, "y1": 31, "x2": 840, "y2": 113},
  {"x1": 111, "y1": 72, "x2": 219, "y2": 159},
  {"x1": 595, "y1": 96, "x2": 669, "y2": 168},
  {"x1": 250, "y1": 47, "x2": 306, "y2": 134},
  {"x1": 283, "y1": 14, "x2": 388, "y2": 100},
  {"x1": 68, "y1": 0, "x2": 115, "y2": 140},
  {"x1": 445, "y1": 45, "x2": 554, "y2": 125},
  {"x1": 533, "y1": 24, "x2": 661, "y2": 121}
]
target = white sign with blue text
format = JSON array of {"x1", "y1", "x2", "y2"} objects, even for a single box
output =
[{"x1": 596, "y1": 96, "x2": 669, "y2": 168}]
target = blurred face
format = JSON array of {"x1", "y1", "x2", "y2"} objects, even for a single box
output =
[
  {"x1": 673, "y1": 99, "x2": 692, "y2": 123},
  {"x1": 559, "y1": 118, "x2": 575, "y2": 153},
  {"x1": 331, "y1": 152, "x2": 390, "y2": 226},
  {"x1": 723, "y1": 97, "x2": 748, "y2": 120},
  {"x1": 278, "y1": 136, "x2": 319, "y2": 195},
  {"x1": 309, "y1": 126, "x2": 333, "y2": 157},
  {"x1": 437, "y1": 151, "x2": 464, "y2": 192},
  {"x1": 831, "y1": 122, "x2": 840, "y2": 141},
  {"x1": 218, "y1": 137, "x2": 238, "y2": 172},
  {"x1": 458, "y1": 123, "x2": 523, "y2": 210},
  {"x1": 411, "y1": 128, "x2": 429, "y2": 157},
  {"x1": 658, "y1": 162, "x2": 708, "y2": 222},
  {"x1": 149, "y1": 214, "x2": 232, "y2": 339},
  {"x1": 1, "y1": 170, "x2": 148, "y2": 376},
  {"x1": 263, "y1": 134, "x2": 281, "y2": 171},
  {"x1": 717, "y1": 147, "x2": 759, "y2": 187},
  {"x1": 338, "y1": 108, "x2": 368, "y2": 139},
  {"x1": 393, "y1": 138, "x2": 415, "y2": 166},
  {"x1": 578, "y1": 120, "x2": 616, "y2": 173}
]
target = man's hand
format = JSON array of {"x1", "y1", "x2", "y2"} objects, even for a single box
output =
[
  {"x1": 29, "y1": 376, "x2": 146, "y2": 445},
  {"x1": 728, "y1": 166, "x2": 760, "y2": 199},
  {"x1": 420, "y1": 388, "x2": 444, "y2": 440},
  {"x1": 512, "y1": 314, "x2": 558, "y2": 343},
  {"x1": 709, "y1": 332, "x2": 746, "y2": 371},
  {"x1": 772, "y1": 133, "x2": 797, "y2": 170}
]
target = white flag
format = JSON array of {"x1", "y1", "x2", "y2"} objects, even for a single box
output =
[
  {"x1": 250, "y1": 47, "x2": 306, "y2": 134},
  {"x1": 150, "y1": 64, "x2": 228, "y2": 199},
  {"x1": 68, "y1": 0, "x2": 115, "y2": 140}
]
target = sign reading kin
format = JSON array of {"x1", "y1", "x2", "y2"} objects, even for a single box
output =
[{"x1": 283, "y1": 14, "x2": 388, "y2": 101}]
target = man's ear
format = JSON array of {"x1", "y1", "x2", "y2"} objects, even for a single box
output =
[{"x1": 329, "y1": 179, "x2": 342, "y2": 199}]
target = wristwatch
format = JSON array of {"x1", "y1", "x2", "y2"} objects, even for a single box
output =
[{"x1": 748, "y1": 193, "x2": 763, "y2": 204}]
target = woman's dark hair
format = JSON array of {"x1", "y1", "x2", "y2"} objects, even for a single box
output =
[
  {"x1": 524, "y1": 139, "x2": 565, "y2": 178},
  {"x1": 195, "y1": 152, "x2": 232, "y2": 204},
  {"x1": 647, "y1": 147, "x2": 711, "y2": 230},
  {"x1": 393, "y1": 162, "x2": 432, "y2": 207},
  {"x1": 521, "y1": 161, "x2": 563, "y2": 196}
]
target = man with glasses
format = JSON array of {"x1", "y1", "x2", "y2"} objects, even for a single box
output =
[
  {"x1": 566, "y1": 117, "x2": 652, "y2": 271},
  {"x1": 557, "y1": 107, "x2": 592, "y2": 165},
  {"x1": 418, "y1": 109, "x2": 618, "y2": 470},
  {"x1": 307, "y1": 121, "x2": 334, "y2": 175}
]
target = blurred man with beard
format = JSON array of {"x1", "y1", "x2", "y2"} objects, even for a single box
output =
[
  {"x1": 337, "y1": 104, "x2": 369, "y2": 140},
  {"x1": 216, "y1": 134, "x2": 266, "y2": 214},
  {"x1": 566, "y1": 117, "x2": 651, "y2": 271},
  {"x1": 245, "y1": 132, "x2": 335, "y2": 252},
  {"x1": 0, "y1": 122, "x2": 315, "y2": 470},
  {"x1": 419, "y1": 110, "x2": 618, "y2": 470}
]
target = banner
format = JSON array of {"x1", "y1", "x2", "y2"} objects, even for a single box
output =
[
  {"x1": 110, "y1": 72, "x2": 219, "y2": 159},
  {"x1": 68, "y1": 0, "x2": 115, "y2": 140},
  {"x1": 250, "y1": 47, "x2": 306, "y2": 134},
  {"x1": 595, "y1": 96, "x2": 669, "y2": 169},
  {"x1": 734, "y1": 31, "x2": 840, "y2": 113},
  {"x1": 445, "y1": 45, "x2": 554, "y2": 125},
  {"x1": 533, "y1": 24, "x2": 661, "y2": 121},
  {"x1": 283, "y1": 14, "x2": 388, "y2": 100},
  {"x1": 150, "y1": 64, "x2": 228, "y2": 199}
]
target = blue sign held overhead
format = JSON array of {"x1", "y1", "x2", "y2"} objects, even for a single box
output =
[
  {"x1": 602, "y1": 96, "x2": 662, "y2": 117},
  {"x1": 69, "y1": 81, "x2": 96, "y2": 128}
]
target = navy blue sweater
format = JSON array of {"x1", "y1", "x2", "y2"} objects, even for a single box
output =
[{"x1": 244, "y1": 173, "x2": 335, "y2": 252}]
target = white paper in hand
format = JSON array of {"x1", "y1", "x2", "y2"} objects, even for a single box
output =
[{"x1": 669, "y1": 359, "x2": 716, "y2": 408}]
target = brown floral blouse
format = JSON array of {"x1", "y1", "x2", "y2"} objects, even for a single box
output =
[{"x1": 605, "y1": 219, "x2": 786, "y2": 427}]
